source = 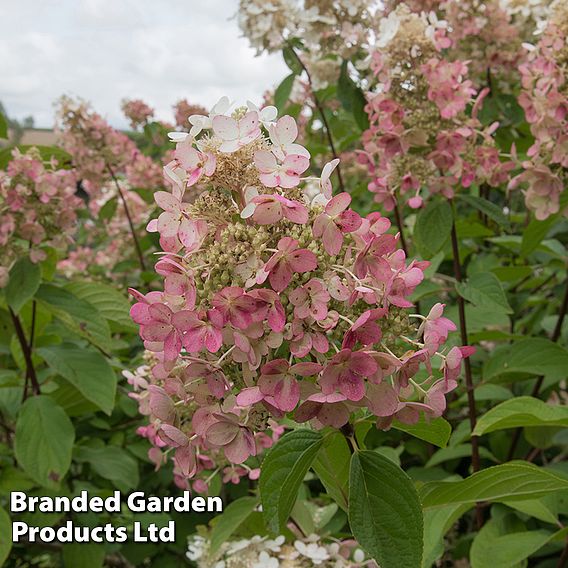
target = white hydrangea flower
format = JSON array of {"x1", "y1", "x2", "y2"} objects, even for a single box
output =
[
  {"x1": 264, "y1": 535, "x2": 286, "y2": 552},
  {"x1": 187, "y1": 535, "x2": 207, "y2": 561},
  {"x1": 253, "y1": 551, "x2": 279, "y2": 568},
  {"x1": 376, "y1": 11, "x2": 401, "y2": 48},
  {"x1": 294, "y1": 536, "x2": 330, "y2": 565}
]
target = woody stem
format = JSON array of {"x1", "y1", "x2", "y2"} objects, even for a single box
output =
[
  {"x1": 287, "y1": 45, "x2": 345, "y2": 193},
  {"x1": 450, "y1": 217, "x2": 483, "y2": 529},
  {"x1": 393, "y1": 201, "x2": 409, "y2": 256},
  {"x1": 107, "y1": 164, "x2": 146, "y2": 271},
  {"x1": 9, "y1": 308, "x2": 40, "y2": 397},
  {"x1": 508, "y1": 274, "x2": 568, "y2": 460}
]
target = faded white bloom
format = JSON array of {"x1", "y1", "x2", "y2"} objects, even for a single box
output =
[
  {"x1": 376, "y1": 11, "x2": 401, "y2": 48},
  {"x1": 294, "y1": 536, "x2": 330, "y2": 565}
]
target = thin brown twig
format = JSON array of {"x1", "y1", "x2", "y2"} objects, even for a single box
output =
[
  {"x1": 558, "y1": 539, "x2": 568, "y2": 568},
  {"x1": 507, "y1": 276, "x2": 568, "y2": 461},
  {"x1": 21, "y1": 300, "x2": 37, "y2": 402},
  {"x1": 450, "y1": 219, "x2": 483, "y2": 529},
  {"x1": 29, "y1": 300, "x2": 37, "y2": 349},
  {"x1": 393, "y1": 200, "x2": 409, "y2": 256},
  {"x1": 9, "y1": 308, "x2": 40, "y2": 397},
  {"x1": 287, "y1": 45, "x2": 345, "y2": 193},
  {"x1": 107, "y1": 164, "x2": 146, "y2": 271},
  {"x1": 531, "y1": 280, "x2": 568, "y2": 398}
]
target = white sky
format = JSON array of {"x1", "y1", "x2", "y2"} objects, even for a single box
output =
[{"x1": 0, "y1": 0, "x2": 288, "y2": 128}]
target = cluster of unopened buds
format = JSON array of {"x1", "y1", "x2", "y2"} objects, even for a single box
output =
[
  {"x1": 0, "y1": 149, "x2": 83, "y2": 287},
  {"x1": 129, "y1": 96, "x2": 472, "y2": 475},
  {"x1": 510, "y1": 1, "x2": 568, "y2": 220},
  {"x1": 187, "y1": 531, "x2": 376, "y2": 567},
  {"x1": 360, "y1": 4, "x2": 514, "y2": 210}
]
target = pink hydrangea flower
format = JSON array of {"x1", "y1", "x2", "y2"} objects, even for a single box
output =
[
  {"x1": 267, "y1": 115, "x2": 310, "y2": 160},
  {"x1": 320, "y1": 349, "x2": 378, "y2": 401},
  {"x1": 237, "y1": 359, "x2": 322, "y2": 412},
  {"x1": 313, "y1": 193, "x2": 362, "y2": 255},
  {"x1": 174, "y1": 137, "x2": 216, "y2": 186},
  {"x1": 420, "y1": 303, "x2": 457, "y2": 355},
  {"x1": 254, "y1": 150, "x2": 310, "y2": 189},
  {"x1": 264, "y1": 237, "x2": 318, "y2": 292},
  {"x1": 289, "y1": 278, "x2": 331, "y2": 321},
  {"x1": 212, "y1": 111, "x2": 261, "y2": 153},
  {"x1": 241, "y1": 190, "x2": 308, "y2": 225},
  {"x1": 204, "y1": 415, "x2": 257, "y2": 464}
]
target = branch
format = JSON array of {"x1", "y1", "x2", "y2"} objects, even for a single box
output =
[
  {"x1": 340, "y1": 422, "x2": 357, "y2": 454},
  {"x1": 558, "y1": 538, "x2": 568, "y2": 568},
  {"x1": 287, "y1": 46, "x2": 345, "y2": 193},
  {"x1": 393, "y1": 201, "x2": 409, "y2": 256},
  {"x1": 9, "y1": 308, "x2": 40, "y2": 396},
  {"x1": 107, "y1": 164, "x2": 146, "y2": 271},
  {"x1": 508, "y1": 275, "x2": 568, "y2": 460},
  {"x1": 531, "y1": 278, "x2": 568, "y2": 397},
  {"x1": 450, "y1": 219, "x2": 483, "y2": 529}
]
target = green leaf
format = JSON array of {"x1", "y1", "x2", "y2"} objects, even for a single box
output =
[
  {"x1": 420, "y1": 463, "x2": 568, "y2": 509},
  {"x1": 422, "y1": 504, "x2": 471, "y2": 568},
  {"x1": 312, "y1": 431, "x2": 350, "y2": 511},
  {"x1": 457, "y1": 194, "x2": 510, "y2": 228},
  {"x1": 49, "y1": 381, "x2": 100, "y2": 417},
  {"x1": 462, "y1": 383, "x2": 513, "y2": 402},
  {"x1": 40, "y1": 246, "x2": 59, "y2": 281},
  {"x1": 98, "y1": 196, "x2": 118, "y2": 221},
  {"x1": 0, "y1": 114, "x2": 7, "y2": 139},
  {"x1": 291, "y1": 499, "x2": 315, "y2": 536},
  {"x1": 14, "y1": 396, "x2": 74, "y2": 489},
  {"x1": 426, "y1": 444, "x2": 497, "y2": 468},
  {"x1": 392, "y1": 416, "x2": 452, "y2": 448},
  {"x1": 274, "y1": 73, "x2": 296, "y2": 114},
  {"x1": 473, "y1": 397, "x2": 568, "y2": 435},
  {"x1": 65, "y1": 281, "x2": 136, "y2": 331},
  {"x1": 259, "y1": 429, "x2": 323, "y2": 533},
  {"x1": 414, "y1": 200, "x2": 453, "y2": 258},
  {"x1": 74, "y1": 446, "x2": 139, "y2": 491},
  {"x1": 484, "y1": 338, "x2": 568, "y2": 381},
  {"x1": 36, "y1": 284, "x2": 112, "y2": 352},
  {"x1": 521, "y1": 216, "x2": 556, "y2": 257},
  {"x1": 62, "y1": 542, "x2": 105, "y2": 567},
  {"x1": 0, "y1": 506, "x2": 12, "y2": 566},
  {"x1": 38, "y1": 344, "x2": 116, "y2": 415},
  {"x1": 282, "y1": 46, "x2": 303, "y2": 75},
  {"x1": 504, "y1": 498, "x2": 559, "y2": 525},
  {"x1": 337, "y1": 60, "x2": 369, "y2": 131},
  {"x1": 456, "y1": 272, "x2": 512, "y2": 314},
  {"x1": 470, "y1": 520, "x2": 567, "y2": 568},
  {"x1": 5, "y1": 257, "x2": 41, "y2": 314},
  {"x1": 349, "y1": 451, "x2": 423, "y2": 568},
  {"x1": 210, "y1": 496, "x2": 258, "y2": 553}
]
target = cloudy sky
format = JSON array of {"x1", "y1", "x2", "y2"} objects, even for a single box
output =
[{"x1": 0, "y1": 0, "x2": 288, "y2": 129}]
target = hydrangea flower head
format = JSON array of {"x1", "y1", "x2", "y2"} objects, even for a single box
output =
[
  {"x1": 361, "y1": 4, "x2": 513, "y2": 209},
  {"x1": 129, "y1": 100, "x2": 471, "y2": 473},
  {"x1": 0, "y1": 148, "x2": 84, "y2": 286}
]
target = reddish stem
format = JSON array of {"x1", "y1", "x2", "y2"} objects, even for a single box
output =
[
  {"x1": 450, "y1": 220, "x2": 483, "y2": 529},
  {"x1": 107, "y1": 165, "x2": 146, "y2": 271},
  {"x1": 9, "y1": 308, "x2": 40, "y2": 397}
]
